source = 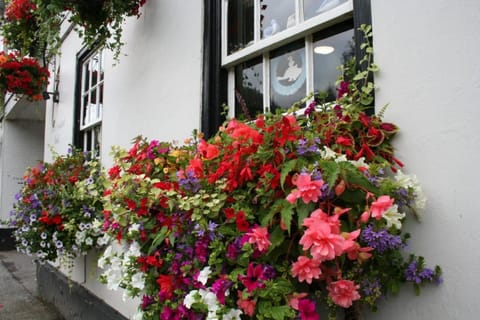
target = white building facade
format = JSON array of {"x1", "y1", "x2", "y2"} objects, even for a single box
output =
[{"x1": 1, "y1": 0, "x2": 479, "y2": 319}]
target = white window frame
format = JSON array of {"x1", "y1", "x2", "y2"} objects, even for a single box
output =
[
  {"x1": 78, "y1": 49, "x2": 104, "y2": 156},
  {"x1": 222, "y1": 0, "x2": 354, "y2": 116}
]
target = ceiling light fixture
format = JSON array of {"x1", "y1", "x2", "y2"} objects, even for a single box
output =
[{"x1": 314, "y1": 45, "x2": 335, "y2": 55}]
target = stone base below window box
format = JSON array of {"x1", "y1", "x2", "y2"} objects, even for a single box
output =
[{"x1": 37, "y1": 263, "x2": 127, "y2": 320}]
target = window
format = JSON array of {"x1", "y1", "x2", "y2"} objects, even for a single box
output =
[
  {"x1": 222, "y1": 0, "x2": 363, "y2": 118},
  {"x1": 74, "y1": 49, "x2": 104, "y2": 156}
]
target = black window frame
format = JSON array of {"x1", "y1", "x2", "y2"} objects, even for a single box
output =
[
  {"x1": 73, "y1": 46, "x2": 104, "y2": 156},
  {"x1": 201, "y1": 0, "x2": 372, "y2": 137}
]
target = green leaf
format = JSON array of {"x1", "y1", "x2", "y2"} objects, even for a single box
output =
[
  {"x1": 353, "y1": 71, "x2": 368, "y2": 81},
  {"x1": 269, "y1": 226, "x2": 285, "y2": 249},
  {"x1": 280, "y1": 159, "x2": 297, "y2": 190},
  {"x1": 148, "y1": 226, "x2": 168, "y2": 255},
  {"x1": 270, "y1": 306, "x2": 291, "y2": 320},
  {"x1": 280, "y1": 206, "x2": 293, "y2": 233},
  {"x1": 388, "y1": 278, "x2": 400, "y2": 295},
  {"x1": 339, "y1": 162, "x2": 378, "y2": 194},
  {"x1": 296, "y1": 201, "x2": 314, "y2": 229},
  {"x1": 321, "y1": 160, "x2": 340, "y2": 190}
]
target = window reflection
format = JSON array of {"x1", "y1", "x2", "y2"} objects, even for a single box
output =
[
  {"x1": 270, "y1": 42, "x2": 306, "y2": 111},
  {"x1": 261, "y1": 0, "x2": 295, "y2": 39},
  {"x1": 235, "y1": 57, "x2": 263, "y2": 119},
  {"x1": 304, "y1": 0, "x2": 348, "y2": 21},
  {"x1": 228, "y1": 0, "x2": 254, "y2": 54},
  {"x1": 313, "y1": 27, "x2": 354, "y2": 101}
]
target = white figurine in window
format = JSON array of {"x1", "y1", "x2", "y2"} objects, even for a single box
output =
[
  {"x1": 286, "y1": 14, "x2": 295, "y2": 28},
  {"x1": 263, "y1": 19, "x2": 279, "y2": 38}
]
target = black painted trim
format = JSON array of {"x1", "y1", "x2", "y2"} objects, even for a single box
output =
[
  {"x1": 353, "y1": 0, "x2": 374, "y2": 114},
  {"x1": 73, "y1": 46, "x2": 104, "y2": 149},
  {"x1": 0, "y1": 228, "x2": 15, "y2": 251},
  {"x1": 37, "y1": 263, "x2": 127, "y2": 320},
  {"x1": 201, "y1": 0, "x2": 373, "y2": 130},
  {"x1": 353, "y1": 0, "x2": 372, "y2": 62},
  {"x1": 73, "y1": 47, "x2": 90, "y2": 149},
  {"x1": 201, "y1": 0, "x2": 228, "y2": 138}
]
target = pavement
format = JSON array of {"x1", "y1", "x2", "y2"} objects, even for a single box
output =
[{"x1": 0, "y1": 250, "x2": 63, "y2": 320}]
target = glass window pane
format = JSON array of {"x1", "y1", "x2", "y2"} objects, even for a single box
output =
[
  {"x1": 90, "y1": 88, "x2": 97, "y2": 105},
  {"x1": 83, "y1": 63, "x2": 90, "y2": 92},
  {"x1": 313, "y1": 27, "x2": 354, "y2": 101},
  {"x1": 270, "y1": 42, "x2": 306, "y2": 112},
  {"x1": 84, "y1": 130, "x2": 92, "y2": 152},
  {"x1": 228, "y1": 0, "x2": 254, "y2": 54},
  {"x1": 261, "y1": 0, "x2": 295, "y2": 39},
  {"x1": 234, "y1": 57, "x2": 263, "y2": 119},
  {"x1": 82, "y1": 95, "x2": 89, "y2": 126},
  {"x1": 99, "y1": 84, "x2": 104, "y2": 105},
  {"x1": 94, "y1": 126, "x2": 102, "y2": 157},
  {"x1": 303, "y1": 0, "x2": 348, "y2": 21}
]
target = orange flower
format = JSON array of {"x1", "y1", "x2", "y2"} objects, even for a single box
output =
[{"x1": 0, "y1": 54, "x2": 9, "y2": 66}]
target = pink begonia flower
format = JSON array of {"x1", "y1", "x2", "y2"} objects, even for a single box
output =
[
  {"x1": 327, "y1": 279, "x2": 361, "y2": 308},
  {"x1": 341, "y1": 229, "x2": 361, "y2": 252},
  {"x1": 300, "y1": 214, "x2": 345, "y2": 261},
  {"x1": 247, "y1": 226, "x2": 272, "y2": 252},
  {"x1": 297, "y1": 298, "x2": 320, "y2": 320},
  {"x1": 303, "y1": 208, "x2": 343, "y2": 234},
  {"x1": 370, "y1": 195, "x2": 394, "y2": 219},
  {"x1": 286, "y1": 173, "x2": 324, "y2": 204},
  {"x1": 291, "y1": 256, "x2": 322, "y2": 284},
  {"x1": 360, "y1": 210, "x2": 370, "y2": 223}
]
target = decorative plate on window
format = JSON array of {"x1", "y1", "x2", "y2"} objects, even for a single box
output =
[{"x1": 271, "y1": 52, "x2": 306, "y2": 96}]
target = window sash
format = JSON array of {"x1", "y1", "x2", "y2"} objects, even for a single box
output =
[
  {"x1": 229, "y1": 27, "x2": 354, "y2": 116},
  {"x1": 222, "y1": 0, "x2": 353, "y2": 68},
  {"x1": 79, "y1": 51, "x2": 105, "y2": 131}
]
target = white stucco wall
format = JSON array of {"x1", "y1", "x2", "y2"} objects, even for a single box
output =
[
  {"x1": 39, "y1": 0, "x2": 480, "y2": 318},
  {"x1": 42, "y1": 1, "x2": 204, "y2": 318},
  {"x1": 100, "y1": 0, "x2": 204, "y2": 168},
  {"x1": 369, "y1": 0, "x2": 480, "y2": 318},
  {"x1": 0, "y1": 119, "x2": 44, "y2": 222}
]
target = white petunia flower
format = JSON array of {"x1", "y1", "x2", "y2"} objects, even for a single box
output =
[
  {"x1": 321, "y1": 146, "x2": 338, "y2": 159},
  {"x1": 128, "y1": 241, "x2": 142, "y2": 258},
  {"x1": 223, "y1": 309, "x2": 243, "y2": 320},
  {"x1": 350, "y1": 157, "x2": 369, "y2": 169},
  {"x1": 131, "y1": 272, "x2": 145, "y2": 290},
  {"x1": 105, "y1": 269, "x2": 123, "y2": 290},
  {"x1": 98, "y1": 245, "x2": 113, "y2": 269},
  {"x1": 132, "y1": 310, "x2": 144, "y2": 320},
  {"x1": 97, "y1": 233, "x2": 112, "y2": 246},
  {"x1": 85, "y1": 237, "x2": 93, "y2": 246},
  {"x1": 197, "y1": 266, "x2": 212, "y2": 285},
  {"x1": 395, "y1": 170, "x2": 427, "y2": 217},
  {"x1": 184, "y1": 290, "x2": 199, "y2": 309},
  {"x1": 382, "y1": 204, "x2": 406, "y2": 230},
  {"x1": 202, "y1": 290, "x2": 219, "y2": 311},
  {"x1": 128, "y1": 223, "x2": 141, "y2": 236}
]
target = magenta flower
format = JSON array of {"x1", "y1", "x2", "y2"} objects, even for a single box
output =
[
  {"x1": 239, "y1": 263, "x2": 266, "y2": 292},
  {"x1": 297, "y1": 298, "x2": 320, "y2": 320}
]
